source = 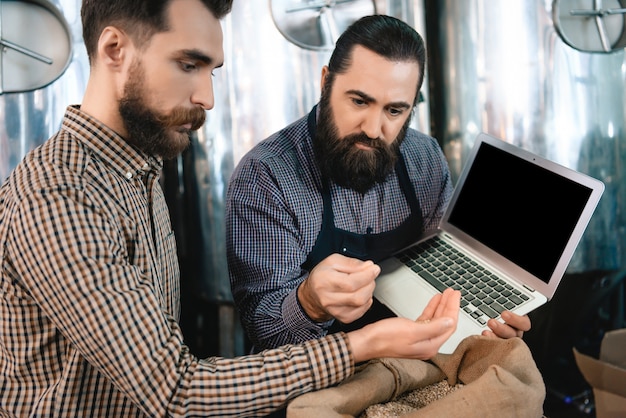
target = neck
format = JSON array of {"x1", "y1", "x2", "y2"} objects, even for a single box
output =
[{"x1": 81, "y1": 75, "x2": 127, "y2": 138}]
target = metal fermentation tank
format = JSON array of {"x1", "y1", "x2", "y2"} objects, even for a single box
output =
[
  {"x1": 426, "y1": 2, "x2": 626, "y2": 406},
  {"x1": 0, "y1": 0, "x2": 87, "y2": 182},
  {"x1": 428, "y1": 0, "x2": 626, "y2": 273}
]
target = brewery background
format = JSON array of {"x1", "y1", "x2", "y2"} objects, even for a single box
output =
[{"x1": 2, "y1": 1, "x2": 625, "y2": 416}]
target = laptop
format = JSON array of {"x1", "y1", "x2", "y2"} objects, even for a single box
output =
[{"x1": 374, "y1": 132, "x2": 605, "y2": 353}]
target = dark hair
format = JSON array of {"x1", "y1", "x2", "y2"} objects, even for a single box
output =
[
  {"x1": 326, "y1": 14, "x2": 426, "y2": 106},
  {"x1": 81, "y1": 0, "x2": 233, "y2": 63}
]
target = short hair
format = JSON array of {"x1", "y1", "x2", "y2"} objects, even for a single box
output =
[
  {"x1": 326, "y1": 14, "x2": 426, "y2": 106},
  {"x1": 81, "y1": 0, "x2": 233, "y2": 63}
]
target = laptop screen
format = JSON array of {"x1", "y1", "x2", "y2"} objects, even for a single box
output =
[{"x1": 446, "y1": 141, "x2": 593, "y2": 284}]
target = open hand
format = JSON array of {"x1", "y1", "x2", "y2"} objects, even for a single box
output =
[{"x1": 348, "y1": 288, "x2": 461, "y2": 362}]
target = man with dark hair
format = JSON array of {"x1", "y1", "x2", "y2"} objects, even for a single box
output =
[
  {"x1": 0, "y1": 2, "x2": 461, "y2": 417},
  {"x1": 226, "y1": 14, "x2": 530, "y2": 353}
]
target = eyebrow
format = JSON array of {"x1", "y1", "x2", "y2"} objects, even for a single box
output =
[
  {"x1": 176, "y1": 49, "x2": 224, "y2": 68},
  {"x1": 346, "y1": 89, "x2": 412, "y2": 110}
]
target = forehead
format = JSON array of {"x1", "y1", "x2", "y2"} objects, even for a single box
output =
[
  {"x1": 148, "y1": 0, "x2": 224, "y2": 65},
  {"x1": 333, "y1": 45, "x2": 420, "y2": 105}
]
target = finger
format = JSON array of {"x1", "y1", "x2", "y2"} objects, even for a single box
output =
[
  {"x1": 433, "y1": 288, "x2": 459, "y2": 318},
  {"x1": 333, "y1": 297, "x2": 374, "y2": 324},
  {"x1": 326, "y1": 279, "x2": 375, "y2": 308},
  {"x1": 416, "y1": 292, "x2": 443, "y2": 321},
  {"x1": 414, "y1": 316, "x2": 455, "y2": 341},
  {"x1": 325, "y1": 253, "x2": 377, "y2": 274},
  {"x1": 440, "y1": 289, "x2": 461, "y2": 320},
  {"x1": 501, "y1": 311, "x2": 531, "y2": 332},
  {"x1": 312, "y1": 260, "x2": 378, "y2": 292},
  {"x1": 486, "y1": 318, "x2": 523, "y2": 339},
  {"x1": 342, "y1": 264, "x2": 380, "y2": 290}
]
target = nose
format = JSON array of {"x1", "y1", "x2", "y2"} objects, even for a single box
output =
[
  {"x1": 360, "y1": 109, "x2": 384, "y2": 140},
  {"x1": 191, "y1": 74, "x2": 215, "y2": 110}
]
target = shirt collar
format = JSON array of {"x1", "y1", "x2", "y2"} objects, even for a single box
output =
[{"x1": 62, "y1": 105, "x2": 163, "y2": 179}]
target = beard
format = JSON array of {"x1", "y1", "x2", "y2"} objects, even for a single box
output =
[
  {"x1": 313, "y1": 91, "x2": 411, "y2": 194},
  {"x1": 118, "y1": 59, "x2": 206, "y2": 160}
]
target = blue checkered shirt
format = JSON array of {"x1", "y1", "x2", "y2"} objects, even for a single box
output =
[{"x1": 226, "y1": 109, "x2": 453, "y2": 351}]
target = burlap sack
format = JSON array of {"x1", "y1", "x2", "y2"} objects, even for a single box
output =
[{"x1": 287, "y1": 335, "x2": 545, "y2": 418}]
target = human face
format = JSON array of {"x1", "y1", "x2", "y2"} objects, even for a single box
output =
[
  {"x1": 314, "y1": 89, "x2": 410, "y2": 194},
  {"x1": 119, "y1": 0, "x2": 224, "y2": 159},
  {"x1": 323, "y1": 45, "x2": 419, "y2": 147},
  {"x1": 314, "y1": 46, "x2": 419, "y2": 193},
  {"x1": 119, "y1": 58, "x2": 207, "y2": 160}
]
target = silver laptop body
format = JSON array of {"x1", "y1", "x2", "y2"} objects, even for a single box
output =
[{"x1": 374, "y1": 132, "x2": 605, "y2": 353}]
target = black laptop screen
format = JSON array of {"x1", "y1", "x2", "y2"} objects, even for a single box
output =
[{"x1": 447, "y1": 142, "x2": 593, "y2": 284}]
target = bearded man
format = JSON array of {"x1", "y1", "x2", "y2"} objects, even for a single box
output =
[{"x1": 226, "y1": 14, "x2": 531, "y2": 353}]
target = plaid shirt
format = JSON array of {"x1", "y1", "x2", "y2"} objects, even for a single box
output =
[
  {"x1": 226, "y1": 108, "x2": 453, "y2": 351},
  {"x1": 0, "y1": 106, "x2": 354, "y2": 417}
]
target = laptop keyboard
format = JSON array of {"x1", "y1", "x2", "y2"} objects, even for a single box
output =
[{"x1": 396, "y1": 236, "x2": 530, "y2": 326}]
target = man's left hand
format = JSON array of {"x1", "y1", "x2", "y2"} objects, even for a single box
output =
[{"x1": 483, "y1": 311, "x2": 531, "y2": 339}]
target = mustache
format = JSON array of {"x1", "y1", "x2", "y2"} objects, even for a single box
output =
[
  {"x1": 343, "y1": 133, "x2": 389, "y2": 151},
  {"x1": 159, "y1": 106, "x2": 206, "y2": 131}
]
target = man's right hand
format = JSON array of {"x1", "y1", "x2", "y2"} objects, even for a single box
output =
[{"x1": 297, "y1": 253, "x2": 380, "y2": 323}]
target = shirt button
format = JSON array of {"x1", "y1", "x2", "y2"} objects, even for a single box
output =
[
  {"x1": 142, "y1": 163, "x2": 149, "y2": 170},
  {"x1": 125, "y1": 172, "x2": 133, "y2": 180}
]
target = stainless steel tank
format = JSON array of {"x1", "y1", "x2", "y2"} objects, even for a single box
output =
[
  {"x1": 0, "y1": 0, "x2": 87, "y2": 182},
  {"x1": 431, "y1": 0, "x2": 626, "y2": 273}
]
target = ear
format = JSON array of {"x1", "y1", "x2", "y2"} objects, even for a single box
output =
[
  {"x1": 97, "y1": 26, "x2": 133, "y2": 70},
  {"x1": 320, "y1": 65, "x2": 330, "y2": 93}
]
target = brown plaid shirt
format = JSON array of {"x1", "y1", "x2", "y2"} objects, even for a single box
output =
[{"x1": 0, "y1": 106, "x2": 354, "y2": 417}]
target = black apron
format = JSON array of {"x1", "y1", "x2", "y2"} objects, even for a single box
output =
[{"x1": 303, "y1": 106, "x2": 425, "y2": 333}]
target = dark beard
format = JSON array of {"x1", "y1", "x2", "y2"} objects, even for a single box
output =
[
  {"x1": 118, "y1": 60, "x2": 206, "y2": 160},
  {"x1": 313, "y1": 94, "x2": 410, "y2": 194}
]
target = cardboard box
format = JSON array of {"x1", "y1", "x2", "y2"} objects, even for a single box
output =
[{"x1": 573, "y1": 329, "x2": 626, "y2": 418}]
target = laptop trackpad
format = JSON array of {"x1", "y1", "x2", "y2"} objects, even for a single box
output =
[{"x1": 374, "y1": 258, "x2": 438, "y2": 320}]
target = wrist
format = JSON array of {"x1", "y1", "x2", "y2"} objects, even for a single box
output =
[
  {"x1": 297, "y1": 279, "x2": 332, "y2": 322},
  {"x1": 346, "y1": 325, "x2": 379, "y2": 363}
]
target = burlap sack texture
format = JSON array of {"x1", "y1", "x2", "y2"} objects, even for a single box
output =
[{"x1": 287, "y1": 335, "x2": 546, "y2": 418}]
